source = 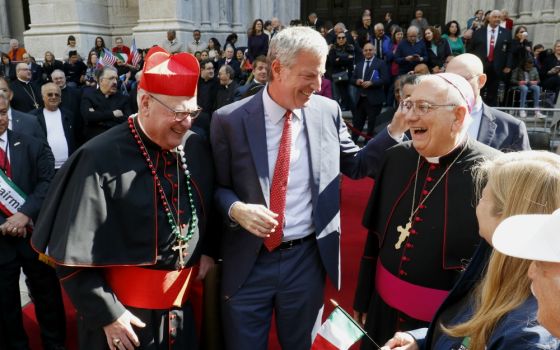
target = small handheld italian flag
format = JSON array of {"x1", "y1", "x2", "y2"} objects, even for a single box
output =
[{"x1": 311, "y1": 300, "x2": 366, "y2": 350}]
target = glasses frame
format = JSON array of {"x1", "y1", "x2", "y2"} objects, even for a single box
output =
[
  {"x1": 400, "y1": 100, "x2": 457, "y2": 116},
  {"x1": 148, "y1": 94, "x2": 202, "y2": 122}
]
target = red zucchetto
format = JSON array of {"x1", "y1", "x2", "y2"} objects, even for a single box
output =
[{"x1": 139, "y1": 46, "x2": 200, "y2": 97}]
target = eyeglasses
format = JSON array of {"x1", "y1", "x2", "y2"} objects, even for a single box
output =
[
  {"x1": 149, "y1": 94, "x2": 202, "y2": 122},
  {"x1": 400, "y1": 100, "x2": 456, "y2": 115},
  {"x1": 337, "y1": 36, "x2": 346, "y2": 39},
  {"x1": 46, "y1": 92, "x2": 60, "y2": 98}
]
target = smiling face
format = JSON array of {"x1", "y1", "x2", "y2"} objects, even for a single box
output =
[
  {"x1": 140, "y1": 92, "x2": 197, "y2": 150},
  {"x1": 268, "y1": 50, "x2": 323, "y2": 110},
  {"x1": 424, "y1": 29, "x2": 433, "y2": 41},
  {"x1": 41, "y1": 83, "x2": 61, "y2": 111},
  {"x1": 0, "y1": 97, "x2": 8, "y2": 135},
  {"x1": 405, "y1": 78, "x2": 463, "y2": 157}
]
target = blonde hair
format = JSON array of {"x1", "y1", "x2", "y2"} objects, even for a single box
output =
[{"x1": 444, "y1": 151, "x2": 560, "y2": 350}]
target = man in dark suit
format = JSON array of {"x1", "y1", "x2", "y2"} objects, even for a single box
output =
[
  {"x1": 80, "y1": 65, "x2": 130, "y2": 141},
  {"x1": 234, "y1": 55, "x2": 268, "y2": 101},
  {"x1": 0, "y1": 91, "x2": 66, "y2": 350},
  {"x1": 21, "y1": 53, "x2": 43, "y2": 83},
  {"x1": 446, "y1": 53, "x2": 530, "y2": 151},
  {"x1": 217, "y1": 46, "x2": 241, "y2": 82},
  {"x1": 467, "y1": 9, "x2": 513, "y2": 106},
  {"x1": 210, "y1": 26, "x2": 407, "y2": 350},
  {"x1": 31, "y1": 83, "x2": 82, "y2": 169},
  {"x1": 307, "y1": 12, "x2": 324, "y2": 31},
  {"x1": 0, "y1": 76, "x2": 45, "y2": 140},
  {"x1": 9, "y1": 63, "x2": 42, "y2": 112},
  {"x1": 350, "y1": 43, "x2": 389, "y2": 142},
  {"x1": 51, "y1": 69, "x2": 82, "y2": 132}
]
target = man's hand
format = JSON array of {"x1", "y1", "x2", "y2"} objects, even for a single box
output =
[
  {"x1": 503, "y1": 67, "x2": 511, "y2": 74},
  {"x1": 361, "y1": 81, "x2": 373, "y2": 88},
  {"x1": 380, "y1": 332, "x2": 419, "y2": 350},
  {"x1": 529, "y1": 80, "x2": 538, "y2": 85},
  {"x1": 353, "y1": 310, "x2": 367, "y2": 328},
  {"x1": 196, "y1": 254, "x2": 216, "y2": 280},
  {"x1": 103, "y1": 310, "x2": 146, "y2": 350},
  {"x1": 518, "y1": 81, "x2": 527, "y2": 86},
  {"x1": 0, "y1": 212, "x2": 30, "y2": 237},
  {"x1": 387, "y1": 105, "x2": 409, "y2": 139},
  {"x1": 356, "y1": 79, "x2": 364, "y2": 86},
  {"x1": 113, "y1": 109, "x2": 124, "y2": 118},
  {"x1": 230, "y1": 202, "x2": 278, "y2": 238}
]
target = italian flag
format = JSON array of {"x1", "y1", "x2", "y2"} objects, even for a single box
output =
[{"x1": 311, "y1": 307, "x2": 364, "y2": 350}]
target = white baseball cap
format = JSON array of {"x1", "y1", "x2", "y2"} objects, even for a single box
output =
[{"x1": 493, "y1": 208, "x2": 560, "y2": 263}]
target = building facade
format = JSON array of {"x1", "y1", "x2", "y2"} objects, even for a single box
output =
[{"x1": 0, "y1": 0, "x2": 558, "y2": 60}]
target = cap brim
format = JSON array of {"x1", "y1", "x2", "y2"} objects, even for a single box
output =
[{"x1": 493, "y1": 213, "x2": 560, "y2": 263}]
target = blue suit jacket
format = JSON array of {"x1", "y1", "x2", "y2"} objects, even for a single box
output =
[
  {"x1": 210, "y1": 89, "x2": 396, "y2": 299},
  {"x1": 478, "y1": 103, "x2": 530, "y2": 151},
  {"x1": 351, "y1": 57, "x2": 389, "y2": 106},
  {"x1": 11, "y1": 108, "x2": 46, "y2": 141}
]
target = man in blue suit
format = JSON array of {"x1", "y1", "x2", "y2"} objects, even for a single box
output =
[
  {"x1": 351, "y1": 43, "x2": 389, "y2": 142},
  {"x1": 210, "y1": 26, "x2": 407, "y2": 350},
  {"x1": 446, "y1": 53, "x2": 530, "y2": 151}
]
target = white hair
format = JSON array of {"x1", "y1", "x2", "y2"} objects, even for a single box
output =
[{"x1": 267, "y1": 26, "x2": 328, "y2": 72}]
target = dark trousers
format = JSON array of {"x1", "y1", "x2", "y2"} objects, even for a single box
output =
[
  {"x1": 482, "y1": 63, "x2": 502, "y2": 106},
  {"x1": 352, "y1": 97, "x2": 382, "y2": 142},
  {"x1": 221, "y1": 238, "x2": 325, "y2": 350},
  {"x1": 0, "y1": 241, "x2": 66, "y2": 350}
]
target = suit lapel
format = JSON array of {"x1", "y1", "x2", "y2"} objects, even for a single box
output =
[
  {"x1": 303, "y1": 104, "x2": 321, "y2": 200},
  {"x1": 478, "y1": 104, "x2": 497, "y2": 145},
  {"x1": 242, "y1": 93, "x2": 270, "y2": 206}
]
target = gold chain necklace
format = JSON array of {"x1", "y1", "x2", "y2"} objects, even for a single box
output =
[
  {"x1": 21, "y1": 81, "x2": 39, "y2": 109},
  {"x1": 395, "y1": 145, "x2": 467, "y2": 250}
]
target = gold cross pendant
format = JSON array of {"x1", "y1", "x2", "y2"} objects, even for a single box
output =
[
  {"x1": 172, "y1": 240, "x2": 188, "y2": 268},
  {"x1": 395, "y1": 221, "x2": 411, "y2": 250}
]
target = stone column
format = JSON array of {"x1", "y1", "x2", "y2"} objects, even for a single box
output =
[
  {"x1": 517, "y1": 0, "x2": 535, "y2": 22},
  {"x1": 200, "y1": 0, "x2": 211, "y2": 30},
  {"x1": 231, "y1": 0, "x2": 243, "y2": 31},
  {"x1": 0, "y1": 0, "x2": 10, "y2": 52},
  {"x1": 541, "y1": 0, "x2": 555, "y2": 21},
  {"x1": 133, "y1": 0, "x2": 194, "y2": 49},
  {"x1": 218, "y1": 0, "x2": 231, "y2": 31},
  {"x1": 24, "y1": 0, "x2": 114, "y2": 60}
]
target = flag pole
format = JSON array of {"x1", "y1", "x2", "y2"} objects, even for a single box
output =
[{"x1": 329, "y1": 299, "x2": 383, "y2": 350}]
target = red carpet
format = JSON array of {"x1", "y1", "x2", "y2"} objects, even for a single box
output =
[
  {"x1": 269, "y1": 176, "x2": 373, "y2": 349},
  {"x1": 23, "y1": 176, "x2": 373, "y2": 350}
]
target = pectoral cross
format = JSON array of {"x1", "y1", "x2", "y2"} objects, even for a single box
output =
[
  {"x1": 395, "y1": 221, "x2": 411, "y2": 250},
  {"x1": 33, "y1": 102, "x2": 39, "y2": 109},
  {"x1": 172, "y1": 239, "x2": 188, "y2": 268}
]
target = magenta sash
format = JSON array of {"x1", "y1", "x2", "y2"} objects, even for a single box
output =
[{"x1": 375, "y1": 260, "x2": 449, "y2": 322}]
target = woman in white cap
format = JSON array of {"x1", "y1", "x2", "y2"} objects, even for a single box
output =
[{"x1": 382, "y1": 151, "x2": 560, "y2": 350}]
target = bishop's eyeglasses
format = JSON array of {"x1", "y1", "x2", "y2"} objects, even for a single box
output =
[
  {"x1": 149, "y1": 94, "x2": 202, "y2": 122},
  {"x1": 400, "y1": 100, "x2": 456, "y2": 116}
]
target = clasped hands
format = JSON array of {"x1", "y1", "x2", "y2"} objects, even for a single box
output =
[{"x1": 0, "y1": 212, "x2": 30, "y2": 237}]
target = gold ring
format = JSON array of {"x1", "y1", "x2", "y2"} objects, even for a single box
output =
[{"x1": 113, "y1": 338, "x2": 121, "y2": 346}]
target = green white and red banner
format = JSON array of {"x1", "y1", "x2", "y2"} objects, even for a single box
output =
[{"x1": 311, "y1": 307, "x2": 364, "y2": 350}]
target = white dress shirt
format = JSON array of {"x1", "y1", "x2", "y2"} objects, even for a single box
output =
[
  {"x1": 263, "y1": 86, "x2": 314, "y2": 240},
  {"x1": 467, "y1": 99, "x2": 483, "y2": 140},
  {"x1": 43, "y1": 109, "x2": 68, "y2": 169},
  {"x1": 487, "y1": 25, "x2": 498, "y2": 55}
]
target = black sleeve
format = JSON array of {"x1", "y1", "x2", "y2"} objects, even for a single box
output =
[{"x1": 58, "y1": 266, "x2": 126, "y2": 330}]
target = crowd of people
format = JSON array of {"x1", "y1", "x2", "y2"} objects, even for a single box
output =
[{"x1": 0, "y1": 6, "x2": 559, "y2": 350}]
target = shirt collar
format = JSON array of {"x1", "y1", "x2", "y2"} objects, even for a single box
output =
[
  {"x1": 0, "y1": 131, "x2": 7, "y2": 144},
  {"x1": 263, "y1": 85, "x2": 302, "y2": 125}
]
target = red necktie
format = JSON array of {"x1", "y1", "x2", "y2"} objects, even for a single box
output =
[
  {"x1": 0, "y1": 144, "x2": 11, "y2": 178},
  {"x1": 488, "y1": 29, "x2": 496, "y2": 62},
  {"x1": 264, "y1": 111, "x2": 292, "y2": 251}
]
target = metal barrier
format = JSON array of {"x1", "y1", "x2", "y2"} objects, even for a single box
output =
[{"x1": 495, "y1": 107, "x2": 560, "y2": 151}]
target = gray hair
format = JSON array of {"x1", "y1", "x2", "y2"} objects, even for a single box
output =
[
  {"x1": 374, "y1": 23, "x2": 384, "y2": 31},
  {"x1": 220, "y1": 64, "x2": 235, "y2": 79},
  {"x1": 41, "y1": 82, "x2": 61, "y2": 95},
  {"x1": 51, "y1": 69, "x2": 65, "y2": 79},
  {"x1": 0, "y1": 90, "x2": 8, "y2": 103},
  {"x1": 334, "y1": 22, "x2": 347, "y2": 31},
  {"x1": 267, "y1": 26, "x2": 328, "y2": 74},
  {"x1": 407, "y1": 26, "x2": 419, "y2": 35}
]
